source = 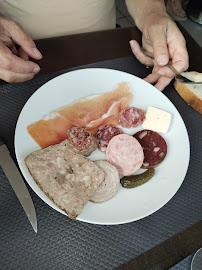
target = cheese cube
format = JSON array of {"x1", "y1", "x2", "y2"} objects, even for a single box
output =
[{"x1": 142, "y1": 106, "x2": 172, "y2": 133}]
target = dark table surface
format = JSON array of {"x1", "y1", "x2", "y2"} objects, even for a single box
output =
[{"x1": 0, "y1": 25, "x2": 201, "y2": 270}]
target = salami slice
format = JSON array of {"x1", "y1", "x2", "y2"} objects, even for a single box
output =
[
  {"x1": 96, "y1": 124, "x2": 123, "y2": 152},
  {"x1": 133, "y1": 130, "x2": 167, "y2": 168},
  {"x1": 118, "y1": 107, "x2": 145, "y2": 128},
  {"x1": 68, "y1": 127, "x2": 98, "y2": 156},
  {"x1": 106, "y1": 134, "x2": 144, "y2": 176}
]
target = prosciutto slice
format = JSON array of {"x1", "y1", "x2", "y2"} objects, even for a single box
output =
[{"x1": 27, "y1": 82, "x2": 133, "y2": 148}]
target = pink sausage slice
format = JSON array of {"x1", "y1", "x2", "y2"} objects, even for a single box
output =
[{"x1": 106, "y1": 134, "x2": 144, "y2": 176}]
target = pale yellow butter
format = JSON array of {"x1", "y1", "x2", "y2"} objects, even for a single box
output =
[{"x1": 142, "y1": 106, "x2": 172, "y2": 133}]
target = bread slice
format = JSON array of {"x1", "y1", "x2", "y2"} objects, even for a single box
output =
[
  {"x1": 174, "y1": 71, "x2": 202, "y2": 114},
  {"x1": 25, "y1": 140, "x2": 104, "y2": 219}
]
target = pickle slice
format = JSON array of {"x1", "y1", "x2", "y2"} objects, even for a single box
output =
[{"x1": 121, "y1": 168, "x2": 155, "y2": 189}]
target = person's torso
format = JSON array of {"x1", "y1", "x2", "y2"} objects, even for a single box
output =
[{"x1": 0, "y1": 0, "x2": 116, "y2": 39}]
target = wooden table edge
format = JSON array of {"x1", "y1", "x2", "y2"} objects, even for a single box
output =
[
  {"x1": 115, "y1": 220, "x2": 202, "y2": 270},
  {"x1": 0, "y1": 25, "x2": 201, "y2": 86}
]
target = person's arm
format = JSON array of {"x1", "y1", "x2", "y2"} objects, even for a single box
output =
[
  {"x1": 126, "y1": 0, "x2": 166, "y2": 30},
  {"x1": 125, "y1": 0, "x2": 189, "y2": 91},
  {"x1": 0, "y1": 16, "x2": 42, "y2": 83}
]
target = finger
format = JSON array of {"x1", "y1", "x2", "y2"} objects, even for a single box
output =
[
  {"x1": 156, "y1": 58, "x2": 188, "y2": 78},
  {"x1": 0, "y1": 35, "x2": 15, "y2": 48},
  {"x1": 129, "y1": 40, "x2": 154, "y2": 66},
  {"x1": 152, "y1": 63, "x2": 160, "y2": 74},
  {"x1": 0, "y1": 41, "x2": 40, "y2": 74},
  {"x1": 0, "y1": 68, "x2": 35, "y2": 83},
  {"x1": 156, "y1": 65, "x2": 177, "y2": 78},
  {"x1": 144, "y1": 73, "x2": 161, "y2": 84},
  {"x1": 148, "y1": 26, "x2": 169, "y2": 66},
  {"x1": 169, "y1": 45, "x2": 189, "y2": 72},
  {"x1": 18, "y1": 47, "x2": 29, "y2": 61},
  {"x1": 3, "y1": 19, "x2": 42, "y2": 60},
  {"x1": 153, "y1": 41, "x2": 189, "y2": 78},
  {"x1": 154, "y1": 77, "x2": 172, "y2": 91},
  {"x1": 11, "y1": 46, "x2": 18, "y2": 55}
]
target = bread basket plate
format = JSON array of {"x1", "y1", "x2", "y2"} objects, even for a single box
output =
[{"x1": 15, "y1": 68, "x2": 190, "y2": 225}]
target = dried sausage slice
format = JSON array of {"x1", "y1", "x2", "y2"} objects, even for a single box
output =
[
  {"x1": 106, "y1": 134, "x2": 144, "y2": 176},
  {"x1": 90, "y1": 160, "x2": 120, "y2": 203},
  {"x1": 96, "y1": 124, "x2": 123, "y2": 152},
  {"x1": 118, "y1": 107, "x2": 145, "y2": 128},
  {"x1": 68, "y1": 127, "x2": 98, "y2": 156},
  {"x1": 133, "y1": 130, "x2": 167, "y2": 168}
]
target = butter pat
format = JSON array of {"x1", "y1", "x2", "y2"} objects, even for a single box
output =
[{"x1": 142, "y1": 106, "x2": 172, "y2": 133}]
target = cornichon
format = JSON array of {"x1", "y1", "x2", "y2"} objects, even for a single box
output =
[{"x1": 120, "y1": 168, "x2": 155, "y2": 189}]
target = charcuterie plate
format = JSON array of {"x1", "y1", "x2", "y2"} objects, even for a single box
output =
[{"x1": 15, "y1": 68, "x2": 190, "y2": 225}]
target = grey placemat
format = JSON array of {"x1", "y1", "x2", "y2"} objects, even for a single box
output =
[{"x1": 0, "y1": 56, "x2": 201, "y2": 270}]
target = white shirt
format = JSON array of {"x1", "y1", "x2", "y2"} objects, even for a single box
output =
[{"x1": 0, "y1": 0, "x2": 116, "y2": 40}]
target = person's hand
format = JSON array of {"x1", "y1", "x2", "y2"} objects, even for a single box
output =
[
  {"x1": 129, "y1": 12, "x2": 189, "y2": 91},
  {"x1": 0, "y1": 16, "x2": 42, "y2": 83}
]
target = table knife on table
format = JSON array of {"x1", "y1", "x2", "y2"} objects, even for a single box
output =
[{"x1": 0, "y1": 144, "x2": 37, "y2": 233}]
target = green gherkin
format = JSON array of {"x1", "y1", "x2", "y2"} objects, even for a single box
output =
[{"x1": 121, "y1": 168, "x2": 155, "y2": 189}]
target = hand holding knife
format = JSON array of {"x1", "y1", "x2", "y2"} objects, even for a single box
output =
[{"x1": 0, "y1": 144, "x2": 37, "y2": 233}]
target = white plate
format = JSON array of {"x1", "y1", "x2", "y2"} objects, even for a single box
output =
[{"x1": 15, "y1": 68, "x2": 190, "y2": 225}]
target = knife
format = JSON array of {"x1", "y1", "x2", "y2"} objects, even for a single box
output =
[{"x1": 0, "y1": 144, "x2": 37, "y2": 233}]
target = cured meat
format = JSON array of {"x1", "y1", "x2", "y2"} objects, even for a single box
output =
[
  {"x1": 25, "y1": 139, "x2": 104, "y2": 219},
  {"x1": 68, "y1": 127, "x2": 98, "y2": 156},
  {"x1": 133, "y1": 130, "x2": 167, "y2": 168},
  {"x1": 96, "y1": 124, "x2": 123, "y2": 152},
  {"x1": 106, "y1": 134, "x2": 144, "y2": 176},
  {"x1": 90, "y1": 160, "x2": 120, "y2": 203},
  {"x1": 118, "y1": 107, "x2": 145, "y2": 128},
  {"x1": 27, "y1": 82, "x2": 133, "y2": 149},
  {"x1": 27, "y1": 115, "x2": 75, "y2": 150}
]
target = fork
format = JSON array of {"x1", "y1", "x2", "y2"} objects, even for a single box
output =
[{"x1": 142, "y1": 49, "x2": 202, "y2": 84}]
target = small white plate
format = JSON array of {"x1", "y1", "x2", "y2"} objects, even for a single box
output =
[{"x1": 15, "y1": 68, "x2": 190, "y2": 225}]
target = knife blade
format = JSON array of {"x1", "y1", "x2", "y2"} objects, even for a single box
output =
[{"x1": 0, "y1": 144, "x2": 37, "y2": 233}]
